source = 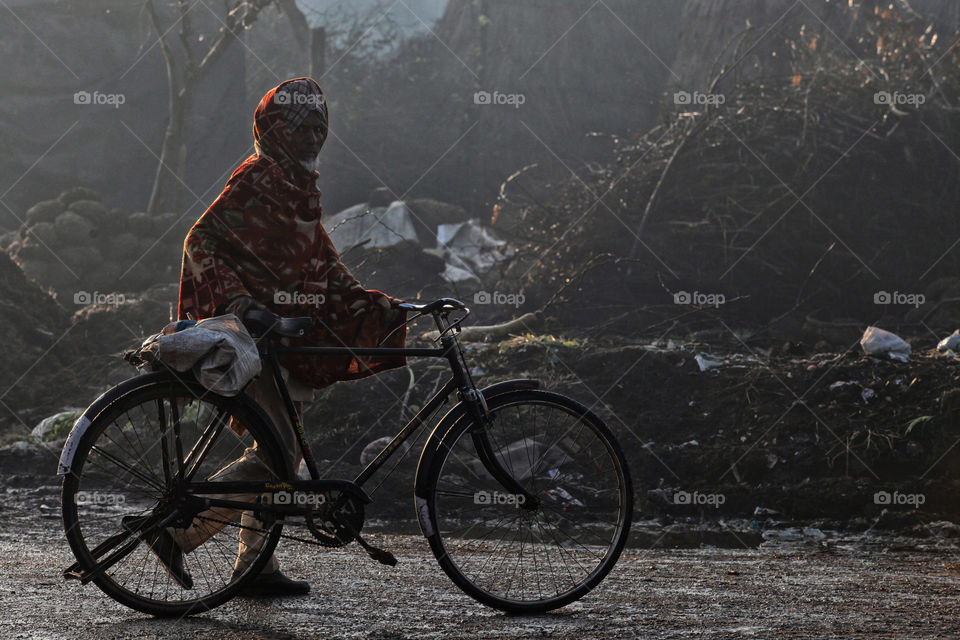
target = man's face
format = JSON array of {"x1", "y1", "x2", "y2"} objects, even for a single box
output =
[{"x1": 292, "y1": 111, "x2": 327, "y2": 163}]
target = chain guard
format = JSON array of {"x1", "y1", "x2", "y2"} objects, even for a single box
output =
[{"x1": 303, "y1": 491, "x2": 365, "y2": 547}]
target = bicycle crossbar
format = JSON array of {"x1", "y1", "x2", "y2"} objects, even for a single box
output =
[{"x1": 276, "y1": 346, "x2": 448, "y2": 357}]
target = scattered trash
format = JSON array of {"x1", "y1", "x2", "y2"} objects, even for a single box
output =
[
  {"x1": 327, "y1": 200, "x2": 420, "y2": 250},
  {"x1": 829, "y1": 380, "x2": 855, "y2": 391},
  {"x1": 30, "y1": 409, "x2": 82, "y2": 442},
  {"x1": 802, "y1": 527, "x2": 826, "y2": 540},
  {"x1": 437, "y1": 218, "x2": 513, "y2": 283},
  {"x1": 861, "y1": 388, "x2": 876, "y2": 403},
  {"x1": 937, "y1": 330, "x2": 960, "y2": 353},
  {"x1": 544, "y1": 486, "x2": 585, "y2": 507},
  {"x1": 695, "y1": 354, "x2": 724, "y2": 371},
  {"x1": 860, "y1": 326, "x2": 911, "y2": 362},
  {"x1": 753, "y1": 506, "x2": 779, "y2": 516}
]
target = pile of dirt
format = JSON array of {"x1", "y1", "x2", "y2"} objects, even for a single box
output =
[
  {"x1": 0, "y1": 250, "x2": 75, "y2": 432},
  {"x1": 0, "y1": 280, "x2": 180, "y2": 443},
  {"x1": 2, "y1": 187, "x2": 190, "y2": 303}
]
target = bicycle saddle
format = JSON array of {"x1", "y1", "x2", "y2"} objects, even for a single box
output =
[
  {"x1": 243, "y1": 310, "x2": 313, "y2": 338},
  {"x1": 396, "y1": 297, "x2": 466, "y2": 314}
]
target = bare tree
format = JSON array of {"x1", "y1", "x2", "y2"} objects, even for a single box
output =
[{"x1": 145, "y1": 0, "x2": 276, "y2": 214}]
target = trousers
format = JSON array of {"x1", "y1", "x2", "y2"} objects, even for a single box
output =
[{"x1": 167, "y1": 366, "x2": 315, "y2": 574}]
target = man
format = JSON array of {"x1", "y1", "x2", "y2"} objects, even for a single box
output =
[{"x1": 143, "y1": 78, "x2": 408, "y2": 596}]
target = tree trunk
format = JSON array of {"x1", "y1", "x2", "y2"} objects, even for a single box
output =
[{"x1": 310, "y1": 27, "x2": 326, "y2": 79}]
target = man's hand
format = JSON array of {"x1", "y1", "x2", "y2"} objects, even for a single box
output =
[{"x1": 224, "y1": 295, "x2": 268, "y2": 319}]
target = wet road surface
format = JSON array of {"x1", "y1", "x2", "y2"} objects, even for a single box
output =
[{"x1": 3, "y1": 484, "x2": 960, "y2": 639}]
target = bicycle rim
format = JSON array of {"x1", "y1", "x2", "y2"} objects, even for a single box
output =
[
  {"x1": 428, "y1": 390, "x2": 632, "y2": 612},
  {"x1": 61, "y1": 376, "x2": 289, "y2": 616}
]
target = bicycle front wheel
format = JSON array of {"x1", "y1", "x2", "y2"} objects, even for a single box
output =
[
  {"x1": 425, "y1": 389, "x2": 633, "y2": 613},
  {"x1": 61, "y1": 373, "x2": 291, "y2": 617}
]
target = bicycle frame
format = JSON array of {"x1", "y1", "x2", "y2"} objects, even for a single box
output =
[{"x1": 181, "y1": 311, "x2": 536, "y2": 515}]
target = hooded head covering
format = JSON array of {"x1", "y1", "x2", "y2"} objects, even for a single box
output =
[
  {"x1": 177, "y1": 78, "x2": 407, "y2": 389},
  {"x1": 251, "y1": 77, "x2": 329, "y2": 190}
]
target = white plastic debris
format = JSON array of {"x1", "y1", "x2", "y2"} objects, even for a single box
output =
[
  {"x1": 802, "y1": 527, "x2": 826, "y2": 540},
  {"x1": 860, "y1": 326, "x2": 911, "y2": 362},
  {"x1": 695, "y1": 354, "x2": 723, "y2": 371},
  {"x1": 937, "y1": 330, "x2": 960, "y2": 353},
  {"x1": 437, "y1": 219, "x2": 513, "y2": 283},
  {"x1": 861, "y1": 388, "x2": 876, "y2": 403},
  {"x1": 326, "y1": 200, "x2": 420, "y2": 250},
  {"x1": 31, "y1": 409, "x2": 82, "y2": 441}
]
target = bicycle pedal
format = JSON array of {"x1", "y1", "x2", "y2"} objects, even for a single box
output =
[
  {"x1": 353, "y1": 532, "x2": 398, "y2": 566},
  {"x1": 368, "y1": 547, "x2": 398, "y2": 567}
]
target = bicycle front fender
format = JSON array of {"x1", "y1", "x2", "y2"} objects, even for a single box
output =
[{"x1": 413, "y1": 378, "x2": 539, "y2": 536}]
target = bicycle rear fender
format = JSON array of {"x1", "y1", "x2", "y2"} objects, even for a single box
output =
[
  {"x1": 412, "y1": 378, "x2": 539, "y2": 537},
  {"x1": 57, "y1": 371, "x2": 289, "y2": 479}
]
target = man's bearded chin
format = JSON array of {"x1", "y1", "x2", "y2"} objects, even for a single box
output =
[{"x1": 300, "y1": 153, "x2": 321, "y2": 174}]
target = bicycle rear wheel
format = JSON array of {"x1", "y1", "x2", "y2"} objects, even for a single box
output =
[
  {"x1": 424, "y1": 389, "x2": 632, "y2": 613},
  {"x1": 61, "y1": 373, "x2": 291, "y2": 617}
]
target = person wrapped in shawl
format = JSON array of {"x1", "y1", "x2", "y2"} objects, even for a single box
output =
[
  {"x1": 179, "y1": 76, "x2": 408, "y2": 386},
  {"x1": 151, "y1": 78, "x2": 408, "y2": 596}
]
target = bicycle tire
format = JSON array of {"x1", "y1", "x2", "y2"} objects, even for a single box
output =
[
  {"x1": 423, "y1": 389, "x2": 633, "y2": 613},
  {"x1": 61, "y1": 372, "x2": 291, "y2": 617}
]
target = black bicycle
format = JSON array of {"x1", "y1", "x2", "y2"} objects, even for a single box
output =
[{"x1": 59, "y1": 297, "x2": 632, "y2": 617}]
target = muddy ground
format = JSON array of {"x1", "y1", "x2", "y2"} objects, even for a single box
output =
[{"x1": 2, "y1": 481, "x2": 960, "y2": 639}]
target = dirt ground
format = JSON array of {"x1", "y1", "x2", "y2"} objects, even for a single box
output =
[{"x1": 3, "y1": 481, "x2": 960, "y2": 639}]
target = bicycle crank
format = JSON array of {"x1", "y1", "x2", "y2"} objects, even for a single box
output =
[{"x1": 303, "y1": 492, "x2": 397, "y2": 566}]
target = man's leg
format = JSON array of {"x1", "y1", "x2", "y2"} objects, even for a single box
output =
[
  {"x1": 229, "y1": 370, "x2": 307, "y2": 575},
  {"x1": 153, "y1": 369, "x2": 312, "y2": 594}
]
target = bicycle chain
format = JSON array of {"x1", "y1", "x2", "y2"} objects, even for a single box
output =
[{"x1": 194, "y1": 513, "x2": 345, "y2": 548}]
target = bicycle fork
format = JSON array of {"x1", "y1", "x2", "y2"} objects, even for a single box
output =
[{"x1": 441, "y1": 334, "x2": 539, "y2": 511}]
